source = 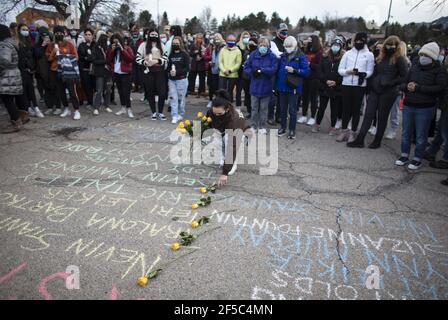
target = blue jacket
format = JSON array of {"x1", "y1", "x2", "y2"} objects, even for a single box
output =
[
  {"x1": 276, "y1": 51, "x2": 310, "y2": 94},
  {"x1": 243, "y1": 49, "x2": 278, "y2": 98}
]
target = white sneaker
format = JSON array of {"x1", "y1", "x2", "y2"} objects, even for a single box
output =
[
  {"x1": 369, "y1": 126, "x2": 377, "y2": 135},
  {"x1": 60, "y1": 107, "x2": 71, "y2": 118},
  {"x1": 115, "y1": 107, "x2": 126, "y2": 116},
  {"x1": 45, "y1": 108, "x2": 54, "y2": 115},
  {"x1": 307, "y1": 117, "x2": 316, "y2": 126},
  {"x1": 34, "y1": 107, "x2": 45, "y2": 118},
  {"x1": 228, "y1": 164, "x2": 237, "y2": 176},
  {"x1": 171, "y1": 116, "x2": 178, "y2": 124},
  {"x1": 28, "y1": 107, "x2": 36, "y2": 117},
  {"x1": 385, "y1": 130, "x2": 397, "y2": 140},
  {"x1": 127, "y1": 108, "x2": 134, "y2": 118},
  {"x1": 177, "y1": 115, "x2": 183, "y2": 121},
  {"x1": 105, "y1": 107, "x2": 113, "y2": 113},
  {"x1": 258, "y1": 128, "x2": 267, "y2": 135},
  {"x1": 53, "y1": 109, "x2": 62, "y2": 115},
  {"x1": 130, "y1": 97, "x2": 133, "y2": 102},
  {"x1": 297, "y1": 116, "x2": 308, "y2": 124},
  {"x1": 207, "y1": 101, "x2": 212, "y2": 108},
  {"x1": 335, "y1": 119, "x2": 342, "y2": 130},
  {"x1": 73, "y1": 110, "x2": 81, "y2": 120},
  {"x1": 93, "y1": 109, "x2": 99, "y2": 115}
]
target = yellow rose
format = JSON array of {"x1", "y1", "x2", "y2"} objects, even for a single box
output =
[
  {"x1": 200, "y1": 187, "x2": 207, "y2": 194},
  {"x1": 202, "y1": 116, "x2": 207, "y2": 122},
  {"x1": 191, "y1": 220, "x2": 199, "y2": 229},
  {"x1": 191, "y1": 203, "x2": 199, "y2": 209},
  {"x1": 197, "y1": 112, "x2": 204, "y2": 119},
  {"x1": 207, "y1": 117, "x2": 212, "y2": 123},
  {"x1": 185, "y1": 120, "x2": 191, "y2": 126},
  {"x1": 171, "y1": 243, "x2": 181, "y2": 251},
  {"x1": 178, "y1": 122, "x2": 185, "y2": 129},
  {"x1": 137, "y1": 277, "x2": 148, "y2": 287}
]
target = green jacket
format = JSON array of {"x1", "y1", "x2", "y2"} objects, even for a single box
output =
[{"x1": 219, "y1": 46, "x2": 242, "y2": 78}]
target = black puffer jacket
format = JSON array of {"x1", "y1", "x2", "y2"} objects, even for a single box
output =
[
  {"x1": 401, "y1": 61, "x2": 448, "y2": 108},
  {"x1": 320, "y1": 51, "x2": 344, "y2": 97},
  {"x1": 92, "y1": 44, "x2": 108, "y2": 78},
  {"x1": 370, "y1": 55, "x2": 408, "y2": 95},
  {"x1": 17, "y1": 41, "x2": 35, "y2": 73},
  {"x1": 77, "y1": 41, "x2": 95, "y2": 71}
]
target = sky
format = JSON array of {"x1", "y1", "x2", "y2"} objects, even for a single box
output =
[{"x1": 137, "y1": 0, "x2": 447, "y2": 25}]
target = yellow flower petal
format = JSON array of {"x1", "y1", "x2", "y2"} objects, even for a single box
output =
[
  {"x1": 191, "y1": 220, "x2": 199, "y2": 229},
  {"x1": 137, "y1": 277, "x2": 148, "y2": 287},
  {"x1": 171, "y1": 243, "x2": 181, "y2": 251},
  {"x1": 207, "y1": 117, "x2": 212, "y2": 123},
  {"x1": 197, "y1": 112, "x2": 204, "y2": 119},
  {"x1": 191, "y1": 203, "x2": 199, "y2": 209},
  {"x1": 200, "y1": 187, "x2": 207, "y2": 194},
  {"x1": 185, "y1": 120, "x2": 191, "y2": 126}
]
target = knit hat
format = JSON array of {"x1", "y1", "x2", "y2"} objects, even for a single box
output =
[
  {"x1": 53, "y1": 25, "x2": 65, "y2": 34},
  {"x1": 38, "y1": 26, "x2": 49, "y2": 37},
  {"x1": 419, "y1": 42, "x2": 440, "y2": 61},
  {"x1": 332, "y1": 36, "x2": 344, "y2": 47},
  {"x1": 96, "y1": 30, "x2": 106, "y2": 42},
  {"x1": 278, "y1": 23, "x2": 288, "y2": 31},
  {"x1": 284, "y1": 36, "x2": 298, "y2": 49},
  {"x1": 354, "y1": 32, "x2": 368, "y2": 43}
]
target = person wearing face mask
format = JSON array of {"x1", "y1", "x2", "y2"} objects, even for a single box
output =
[
  {"x1": 188, "y1": 34, "x2": 210, "y2": 98},
  {"x1": 241, "y1": 37, "x2": 259, "y2": 118},
  {"x1": 77, "y1": 28, "x2": 96, "y2": 112},
  {"x1": 347, "y1": 36, "x2": 408, "y2": 150},
  {"x1": 205, "y1": 89, "x2": 251, "y2": 187},
  {"x1": 314, "y1": 37, "x2": 345, "y2": 135},
  {"x1": 219, "y1": 34, "x2": 242, "y2": 103},
  {"x1": 207, "y1": 33, "x2": 225, "y2": 108},
  {"x1": 270, "y1": 23, "x2": 288, "y2": 59},
  {"x1": 275, "y1": 36, "x2": 310, "y2": 140},
  {"x1": 29, "y1": 24, "x2": 38, "y2": 46},
  {"x1": 69, "y1": 28, "x2": 84, "y2": 49},
  {"x1": 92, "y1": 31, "x2": 113, "y2": 115},
  {"x1": 337, "y1": 32, "x2": 375, "y2": 143},
  {"x1": 130, "y1": 28, "x2": 144, "y2": 94},
  {"x1": 243, "y1": 37, "x2": 278, "y2": 135},
  {"x1": 235, "y1": 31, "x2": 251, "y2": 111},
  {"x1": 136, "y1": 28, "x2": 168, "y2": 120},
  {"x1": 33, "y1": 27, "x2": 53, "y2": 114},
  {"x1": 395, "y1": 42, "x2": 448, "y2": 171},
  {"x1": 45, "y1": 25, "x2": 81, "y2": 120},
  {"x1": 16, "y1": 23, "x2": 43, "y2": 119}
]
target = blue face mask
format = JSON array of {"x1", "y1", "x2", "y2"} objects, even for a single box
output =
[
  {"x1": 259, "y1": 47, "x2": 268, "y2": 55},
  {"x1": 331, "y1": 45, "x2": 341, "y2": 55},
  {"x1": 227, "y1": 41, "x2": 236, "y2": 48},
  {"x1": 30, "y1": 31, "x2": 38, "y2": 38}
]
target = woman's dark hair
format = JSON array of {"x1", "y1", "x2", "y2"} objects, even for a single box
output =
[
  {"x1": 84, "y1": 28, "x2": 94, "y2": 36},
  {"x1": 0, "y1": 24, "x2": 11, "y2": 42},
  {"x1": 98, "y1": 34, "x2": 108, "y2": 49},
  {"x1": 212, "y1": 89, "x2": 234, "y2": 109},
  {"x1": 307, "y1": 35, "x2": 322, "y2": 53},
  {"x1": 17, "y1": 23, "x2": 31, "y2": 47},
  {"x1": 170, "y1": 25, "x2": 182, "y2": 38},
  {"x1": 110, "y1": 33, "x2": 123, "y2": 46},
  {"x1": 146, "y1": 28, "x2": 162, "y2": 53}
]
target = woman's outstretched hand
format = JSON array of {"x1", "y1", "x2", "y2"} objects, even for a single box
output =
[{"x1": 218, "y1": 175, "x2": 228, "y2": 187}]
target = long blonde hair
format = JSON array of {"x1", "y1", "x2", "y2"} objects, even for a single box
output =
[{"x1": 377, "y1": 35, "x2": 402, "y2": 65}]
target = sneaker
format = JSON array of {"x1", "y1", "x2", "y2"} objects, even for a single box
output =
[
  {"x1": 395, "y1": 156, "x2": 409, "y2": 166},
  {"x1": 311, "y1": 125, "x2": 320, "y2": 133},
  {"x1": 60, "y1": 107, "x2": 71, "y2": 118},
  {"x1": 151, "y1": 113, "x2": 158, "y2": 121},
  {"x1": 347, "y1": 131, "x2": 357, "y2": 143},
  {"x1": 158, "y1": 113, "x2": 167, "y2": 121},
  {"x1": 385, "y1": 130, "x2": 397, "y2": 140},
  {"x1": 408, "y1": 160, "x2": 422, "y2": 171},
  {"x1": 34, "y1": 107, "x2": 45, "y2": 118},
  {"x1": 105, "y1": 107, "x2": 113, "y2": 113},
  {"x1": 259, "y1": 128, "x2": 267, "y2": 135},
  {"x1": 423, "y1": 151, "x2": 436, "y2": 162},
  {"x1": 207, "y1": 101, "x2": 212, "y2": 108},
  {"x1": 73, "y1": 110, "x2": 81, "y2": 120},
  {"x1": 53, "y1": 108, "x2": 62, "y2": 116},
  {"x1": 267, "y1": 119, "x2": 276, "y2": 126},
  {"x1": 297, "y1": 116, "x2": 308, "y2": 124},
  {"x1": 93, "y1": 109, "x2": 99, "y2": 116},
  {"x1": 115, "y1": 107, "x2": 127, "y2": 116},
  {"x1": 336, "y1": 130, "x2": 349, "y2": 143},
  {"x1": 45, "y1": 108, "x2": 55, "y2": 115},
  {"x1": 329, "y1": 128, "x2": 338, "y2": 136},
  {"x1": 430, "y1": 160, "x2": 448, "y2": 169},
  {"x1": 307, "y1": 117, "x2": 316, "y2": 126},
  {"x1": 335, "y1": 119, "x2": 342, "y2": 130},
  {"x1": 127, "y1": 108, "x2": 134, "y2": 119},
  {"x1": 368, "y1": 126, "x2": 377, "y2": 136},
  {"x1": 278, "y1": 129, "x2": 287, "y2": 137},
  {"x1": 28, "y1": 107, "x2": 36, "y2": 117},
  {"x1": 171, "y1": 116, "x2": 178, "y2": 124},
  {"x1": 288, "y1": 131, "x2": 296, "y2": 139}
]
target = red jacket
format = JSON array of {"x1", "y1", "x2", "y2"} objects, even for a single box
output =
[{"x1": 106, "y1": 46, "x2": 134, "y2": 74}]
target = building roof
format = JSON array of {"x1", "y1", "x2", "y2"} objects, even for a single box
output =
[{"x1": 18, "y1": 7, "x2": 65, "y2": 20}]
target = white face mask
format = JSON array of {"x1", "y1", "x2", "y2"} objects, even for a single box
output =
[
  {"x1": 285, "y1": 47, "x2": 295, "y2": 54},
  {"x1": 419, "y1": 56, "x2": 433, "y2": 66}
]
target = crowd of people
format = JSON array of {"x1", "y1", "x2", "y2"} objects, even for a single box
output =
[{"x1": 0, "y1": 19, "x2": 447, "y2": 186}]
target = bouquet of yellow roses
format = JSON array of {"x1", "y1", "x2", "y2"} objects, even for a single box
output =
[{"x1": 176, "y1": 112, "x2": 213, "y2": 138}]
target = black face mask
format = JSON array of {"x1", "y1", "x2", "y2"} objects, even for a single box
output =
[
  {"x1": 385, "y1": 47, "x2": 396, "y2": 56},
  {"x1": 149, "y1": 36, "x2": 158, "y2": 43},
  {"x1": 355, "y1": 42, "x2": 365, "y2": 51},
  {"x1": 55, "y1": 35, "x2": 64, "y2": 42},
  {"x1": 172, "y1": 44, "x2": 180, "y2": 51},
  {"x1": 213, "y1": 112, "x2": 229, "y2": 126},
  {"x1": 248, "y1": 44, "x2": 257, "y2": 52},
  {"x1": 373, "y1": 48, "x2": 380, "y2": 58}
]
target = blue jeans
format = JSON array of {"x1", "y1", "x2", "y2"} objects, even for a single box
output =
[
  {"x1": 427, "y1": 110, "x2": 448, "y2": 161},
  {"x1": 168, "y1": 79, "x2": 188, "y2": 118},
  {"x1": 279, "y1": 92, "x2": 299, "y2": 132},
  {"x1": 251, "y1": 96, "x2": 270, "y2": 130},
  {"x1": 401, "y1": 105, "x2": 435, "y2": 161}
]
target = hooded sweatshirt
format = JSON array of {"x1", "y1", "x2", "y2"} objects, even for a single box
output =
[
  {"x1": 338, "y1": 45, "x2": 375, "y2": 87},
  {"x1": 219, "y1": 46, "x2": 242, "y2": 78}
]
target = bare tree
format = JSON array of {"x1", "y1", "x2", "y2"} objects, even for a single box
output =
[
  {"x1": 407, "y1": 0, "x2": 447, "y2": 11},
  {"x1": 200, "y1": 6, "x2": 213, "y2": 32}
]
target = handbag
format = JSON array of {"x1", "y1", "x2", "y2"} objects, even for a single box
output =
[{"x1": 285, "y1": 72, "x2": 301, "y2": 89}]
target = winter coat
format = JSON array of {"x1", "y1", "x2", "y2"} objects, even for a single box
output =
[
  {"x1": 17, "y1": 41, "x2": 36, "y2": 73},
  {"x1": 107, "y1": 46, "x2": 134, "y2": 74},
  {"x1": 275, "y1": 50, "x2": 310, "y2": 94},
  {"x1": 0, "y1": 38, "x2": 23, "y2": 95},
  {"x1": 77, "y1": 41, "x2": 95, "y2": 71},
  {"x1": 400, "y1": 60, "x2": 448, "y2": 108},
  {"x1": 369, "y1": 55, "x2": 409, "y2": 95},
  {"x1": 338, "y1": 46, "x2": 375, "y2": 87},
  {"x1": 189, "y1": 43, "x2": 211, "y2": 72},
  {"x1": 305, "y1": 48, "x2": 323, "y2": 80},
  {"x1": 243, "y1": 49, "x2": 278, "y2": 98},
  {"x1": 320, "y1": 50, "x2": 344, "y2": 97},
  {"x1": 92, "y1": 45, "x2": 109, "y2": 78},
  {"x1": 219, "y1": 46, "x2": 242, "y2": 78}
]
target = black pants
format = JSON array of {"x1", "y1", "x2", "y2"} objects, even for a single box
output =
[
  {"x1": 219, "y1": 77, "x2": 237, "y2": 103},
  {"x1": 357, "y1": 91, "x2": 399, "y2": 143},
  {"x1": 114, "y1": 73, "x2": 132, "y2": 109},
  {"x1": 341, "y1": 86, "x2": 366, "y2": 131},
  {"x1": 47, "y1": 71, "x2": 61, "y2": 109},
  {"x1": 302, "y1": 78, "x2": 320, "y2": 118},
  {"x1": 0, "y1": 94, "x2": 27, "y2": 121},
  {"x1": 144, "y1": 70, "x2": 167, "y2": 113},
  {"x1": 188, "y1": 70, "x2": 206, "y2": 94},
  {"x1": 35, "y1": 74, "x2": 45, "y2": 101},
  {"x1": 80, "y1": 70, "x2": 95, "y2": 106},
  {"x1": 316, "y1": 95, "x2": 343, "y2": 127},
  {"x1": 56, "y1": 79, "x2": 80, "y2": 110},
  {"x1": 243, "y1": 78, "x2": 251, "y2": 114},
  {"x1": 208, "y1": 72, "x2": 220, "y2": 101},
  {"x1": 21, "y1": 71, "x2": 37, "y2": 108}
]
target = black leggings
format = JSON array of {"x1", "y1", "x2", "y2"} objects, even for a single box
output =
[
  {"x1": 56, "y1": 79, "x2": 79, "y2": 110},
  {"x1": 208, "y1": 72, "x2": 219, "y2": 101},
  {"x1": 302, "y1": 78, "x2": 320, "y2": 118},
  {"x1": 114, "y1": 73, "x2": 132, "y2": 109},
  {"x1": 188, "y1": 70, "x2": 206, "y2": 94},
  {"x1": 144, "y1": 70, "x2": 167, "y2": 113},
  {"x1": 80, "y1": 70, "x2": 95, "y2": 105},
  {"x1": 0, "y1": 94, "x2": 27, "y2": 121},
  {"x1": 357, "y1": 91, "x2": 397, "y2": 143},
  {"x1": 21, "y1": 71, "x2": 37, "y2": 108},
  {"x1": 316, "y1": 95, "x2": 343, "y2": 127},
  {"x1": 341, "y1": 86, "x2": 366, "y2": 131}
]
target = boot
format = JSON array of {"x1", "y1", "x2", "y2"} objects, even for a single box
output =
[
  {"x1": 2, "y1": 118, "x2": 23, "y2": 134},
  {"x1": 368, "y1": 139, "x2": 381, "y2": 149},
  {"x1": 19, "y1": 110, "x2": 30, "y2": 125},
  {"x1": 347, "y1": 136, "x2": 365, "y2": 148}
]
